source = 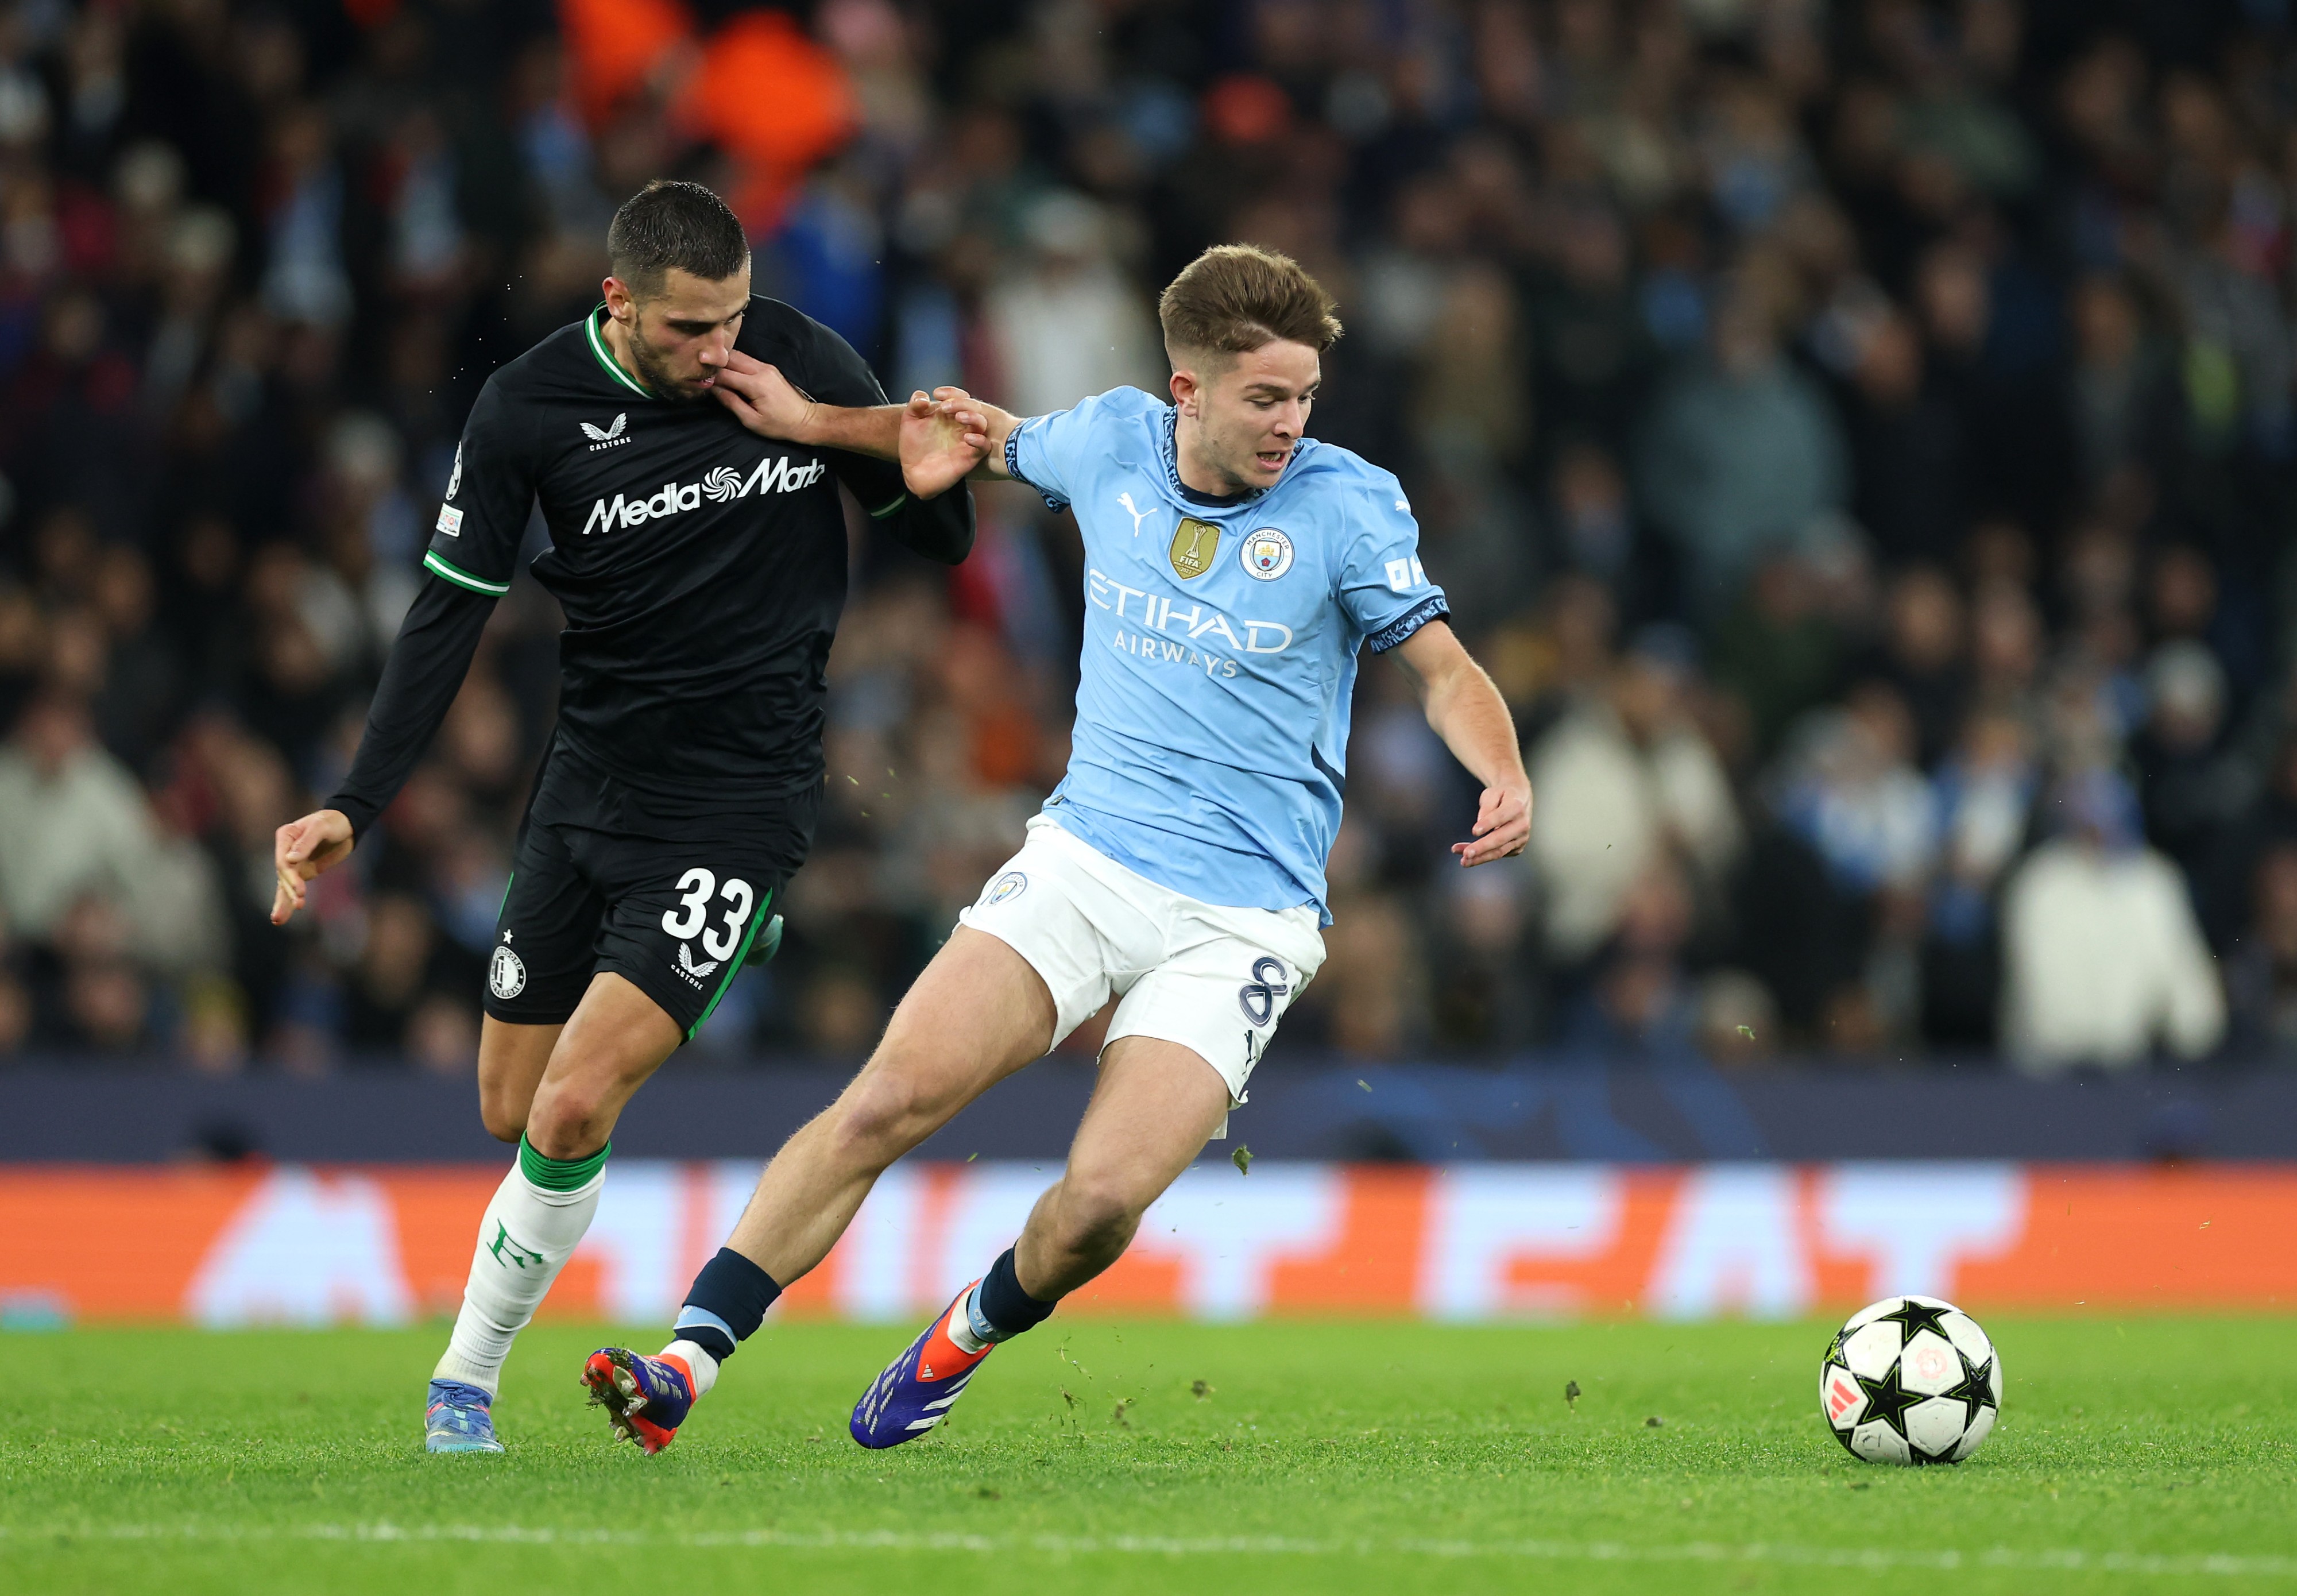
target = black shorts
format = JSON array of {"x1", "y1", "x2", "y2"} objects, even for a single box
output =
[{"x1": 482, "y1": 762, "x2": 815, "y2": 1039}]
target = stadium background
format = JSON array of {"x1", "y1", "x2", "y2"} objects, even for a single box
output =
[{"x1": 1, "y1": 0, "x2": 2295, "y2": 1327}]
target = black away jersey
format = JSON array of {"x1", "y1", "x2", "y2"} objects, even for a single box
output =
[{"x1": 328, "y1": 296, "x2": 972, "y2": 838}]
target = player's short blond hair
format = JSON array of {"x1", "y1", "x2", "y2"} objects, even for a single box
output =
[{"x1": 1158, "y1": 244, "x2": 1343, "y2": 365}]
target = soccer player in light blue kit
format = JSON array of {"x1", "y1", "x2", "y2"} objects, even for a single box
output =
[{"x1": 583, "y1": 245, "x2": 1532, "y2": 1452}]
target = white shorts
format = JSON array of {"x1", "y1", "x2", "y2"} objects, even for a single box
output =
[{"x1": 957, "y1": 815, "x2": 1326, "y2": 1119}]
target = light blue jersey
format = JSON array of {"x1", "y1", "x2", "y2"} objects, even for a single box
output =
[{"x1": 1007, "y1": 387, "x2": 1448, "y2": 922}]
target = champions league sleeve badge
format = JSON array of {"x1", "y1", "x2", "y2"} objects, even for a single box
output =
[{"x1": 1241, "y1": 527, "x2": 1294, "y2": 580}]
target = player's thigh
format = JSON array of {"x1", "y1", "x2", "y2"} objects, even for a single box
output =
[
  {"x1": 833, "y1": 926, "x2": 1062, "y2": 1148},
  {"x1": 525, "y1": 971, "x2": 685, "y2": 1157},
  {"x1": 474, "y1": 1017, "x2": 562, "y2": 1142}
]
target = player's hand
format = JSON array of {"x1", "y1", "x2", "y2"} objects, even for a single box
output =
[
  {"x1": 898, "y1": 388, "x2": 984, "y2": 498},
  {"x1": 931, "y1": 387, "x2": 1018, "y2": 481},
  {"x1": 1452, "y1": 784, "x2": 1532, "y2": 868},
  {"x1": 271, "y1": 808, "x2": 355, "y2": 925},
  {"x1": 711, "y1": 349, "x2": 818, "y2": 442},
  {"x1": 933, "y1": 386, "x2": 996, "y2": 454}
]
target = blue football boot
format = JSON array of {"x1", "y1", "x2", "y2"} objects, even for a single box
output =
[
  {"x1": 424, "y1": 1378, "x2": 504, "y2": 1454},
  {"x1": 849, "y1": 1285, "x2": 992, "y2": 1449},
  {"x1": 582, "y1": 1346, "x2": 698, "y2": 1454}
]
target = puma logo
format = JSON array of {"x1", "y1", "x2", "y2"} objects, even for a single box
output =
[{"x1": 1118, "y1": 491, "x2": 1154, "y2": 537}]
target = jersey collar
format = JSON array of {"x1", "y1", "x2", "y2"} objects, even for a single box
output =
[{"x1": 584, "y1": 304, "x2": 655, "y2": 399}]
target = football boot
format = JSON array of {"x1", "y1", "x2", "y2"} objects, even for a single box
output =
[
  {"x1": 582, "y1": 1346, "x2": 698, "y2": 1455},
  {"x1": 849, "y1": 1284, "x2": 991, "y2": 1449},
  {"x1": 424, "y1": 1378, "x2": 504, "y2": 1454}
]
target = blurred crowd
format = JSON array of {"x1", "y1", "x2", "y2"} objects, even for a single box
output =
[{"x1": 1, "y1": 0, "x2": 2295, "y2": 1078}]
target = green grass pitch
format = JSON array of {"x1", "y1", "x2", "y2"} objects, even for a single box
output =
[{"x1": 2, "y1": 1317, "x2": 2291, "y2": 1595}]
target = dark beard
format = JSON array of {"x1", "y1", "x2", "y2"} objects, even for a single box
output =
[{"x1": 626, "y1": 327, "x2": 708, "y2": 403}]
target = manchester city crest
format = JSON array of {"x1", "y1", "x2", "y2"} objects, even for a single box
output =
[
  {"x1": 985, "y1": 870, "x2": 1028, "y2": 906},
  {"x1": 1241, "y1": 527, "x2": 1294, "y2": 580},
  {"x1": 1169, "y1": 517, "x2": 1221, "y2": 579}
]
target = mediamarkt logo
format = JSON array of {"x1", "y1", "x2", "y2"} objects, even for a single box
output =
[{"x1": 583, "y1": 454, "x2": 826, "y2": 536}]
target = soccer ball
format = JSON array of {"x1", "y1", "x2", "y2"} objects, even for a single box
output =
[{"x1": 1819, "y1": 1294, "x2": 2001, "y2": 1465}]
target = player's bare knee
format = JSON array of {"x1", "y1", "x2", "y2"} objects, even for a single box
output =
[
  {"x1": 829, "y1": 1069, "x2": 936, "y2": 1169},
  {"x1": 476, "y1": 1067, "x2": 535, "y2": 1143},
  {"x1": 477, "y1": 1094, "x2": 527, "y2": 1144},
  {"x1": 524, "y1": 1111, "x2": 604, "y2": 1162},
  {"x1": 524, "y1": 1083, "x2": 613, "y2": 1161},
  {"x1": 1051, "y1": 1176, "x2": 1143, "y2": 1261}
]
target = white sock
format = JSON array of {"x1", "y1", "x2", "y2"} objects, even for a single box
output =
[
  {"x1": 947, "y1": 1285, "x2": 991, "y2": 1354},
  {"x1": 432, "y1": 1154, "x2": 604, "y2": 1395},
  {"x1": 661, "y1": 1338, "x2": 720, "y2": 1398}
]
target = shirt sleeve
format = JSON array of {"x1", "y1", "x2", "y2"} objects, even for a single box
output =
[
  {"x1": 323, "y1": 580, "x2": 494, "y2": 840},
  {"x1": 1003, "y1": 392, "x2": 1122, "y2": 513},
  {"x1": 1338, "y1": 480, "x2": 1450, "y2": 652},
  {"x1": 421, "y1": 373, "x2": 535, "y2": 597},
  {"x1": 784, "y1": 312, "x2": 976, "y2": 563}
]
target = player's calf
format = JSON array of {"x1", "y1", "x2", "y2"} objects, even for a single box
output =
[{"x1": 1017, "y1": 1172, "x2": 1147, "y2": 1299}]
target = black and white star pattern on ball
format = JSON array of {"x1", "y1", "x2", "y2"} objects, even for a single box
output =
[
  {"x1": 1874, "y1": 1298, "x2": 1956, "y2": 1342},
  {"x1": 1853, "y1": 1361, "x2": 1930, "y2": 1449},
  {"x1": 1819, "y1": 1297, "x2": 2001, "y2": 1467},
  {"x1": 1943, "y1": 1350, "x2": 1999, "y2": 1428}
]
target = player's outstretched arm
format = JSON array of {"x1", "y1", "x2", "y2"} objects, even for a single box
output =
[
  {"x1": 271, "y1": 808, "x2": 354, "y2": 925},
  {"x1": 713, "y1": 349, "x2": 904, "y2": 458},
  {"x1": 1389, "y1": 620, "x2": 1533, "y2": 867},
  {"x1": 714, "y1": 351, "x2": 979, "y2": 500}
]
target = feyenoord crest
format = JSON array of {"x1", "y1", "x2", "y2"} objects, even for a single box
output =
[
  {"x1": 1240, "y1": 527, "x2": 1294, "y2": 580},
  {"x1": 489, "y1": 944, "x2": 526, "y2": 1000},
  {"x1": 1169, "y1": 517, "x2": 1221, "y2": 579}
]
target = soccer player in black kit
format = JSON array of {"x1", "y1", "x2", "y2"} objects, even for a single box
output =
[{"x1": 268, "y1": 180, "x2": 978, "y2": 1454}]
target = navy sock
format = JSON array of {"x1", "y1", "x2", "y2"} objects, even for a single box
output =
[
  {"x1": 674, "y1": 1247, "x2": 781, "y2": 1363},
  {"x1": 970, "y1": 1247, "x2": 1056, "y2": 1342}
]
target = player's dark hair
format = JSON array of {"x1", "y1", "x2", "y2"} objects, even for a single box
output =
[
  {"x1": 607, "y1": 179, "x2": 750, "y2": 298},
  {"x1": 1158, "y1": 244, "x2": 1342, "y2": 362}
]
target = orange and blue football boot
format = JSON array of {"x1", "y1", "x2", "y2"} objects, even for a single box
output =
[
  {"x1": 424, "y1": 1378, "x2": 504, "y2": 1454},
  {"x1": 581, "y1": 1346, "x2": 697, "y2": 1454},
  {"x1": 849, "y1": 1284, "x2": 991, "y2": 1448}
]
